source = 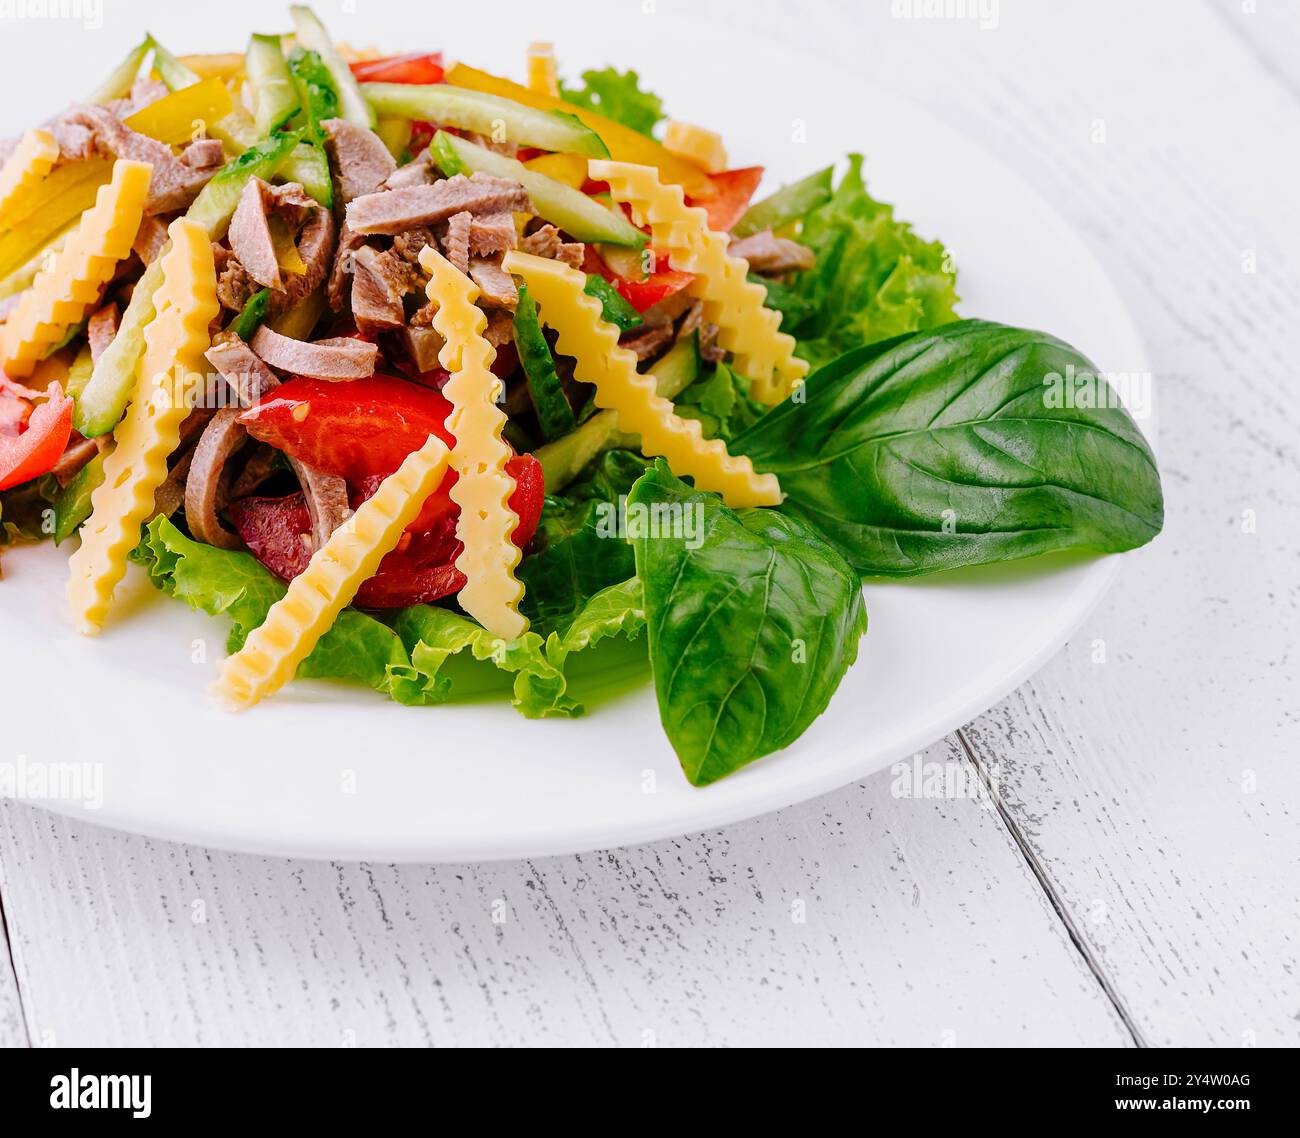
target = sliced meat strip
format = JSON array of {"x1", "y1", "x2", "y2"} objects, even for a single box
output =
[
  {"x1": 345, "y1": 173, "x2": 531, "y2": 236},
  {"x1": 288, "y1": 459, "x2": 352, "y2": 550},
  {"x1": 217, "y1": 256, "x2": 262, "y2": 313},
  {"x1": 276, "y1": 196, "x2": 336, "y2": 311},
  {"x1": 185, "y1": 408, "x2": 247, "y2": 549},
  {"x1": 180, "y1": 138, "x2": 225, "y2": 169},
  {"x1": 621, "y1": 323, "x2": 675, "y2": 363},
  {"x1": 103, "y1": 78, "x2": 168, "y2": 119},
  {"x1": 251, "y1": 326, "x2": 378, "y2": 381},
  {"x1": 383, "y1": 154, "x2": 432, "y2": 190},
  {"x1": 228, "y1": 177, "x2": 282, "y2": 290},
  {"x1": 87, "y1": 303, "x2": 120, "y2": 363},
  {"x1": 392, "y1": 226, "x2": 435, "y2": 267},
  {"x1": 468, "y1": 211, "x2": 518, "y2": 257},
  {"x1": 520, "y1": 223, "x2": 584, "y2": 267},
  {"x1": 409, "y1": 300, "x2": 436, "y2": 327},
  {"x1": 323, "y1": 118, "x2": 396, "y2": 204},
  {"x1": 643, "y1": 290, "x2": 696, "y2": 329},
  {"x1": 727, "y1": 229, "x2": 815, "y2": 275},
  {"x1": 50, "y1": 435, "x2": 104, "y2": 483},
  {"x1": 399, "y1": 326, "x2": 445, "y2": 373},
  {"x1": 228, "y1": 443, "x2": 280, "y2": 499},
  {"x1": 484, "y1": 310, "x2": 514, "y2": 348},
  {"x1": 49, "y1": 105, "x2": 213, "y2": 212},
  {"x1": 700, "y1": 323, "x2": 725, "y2": 364},
  {"x1": 468, "y1": 259, "x2": 518, "y2": 310},
  {"x1": 327, "y1": 223, "x2": 366, "y2": 312},
  {"x1": 205, "y1": 332, "x2": 281, "y2": 407},
  {"x1": 351, "y1": 246, "x2": 412, "y2": 334},
  {"x1": 132, "y1": 215, "x2": 170, "y2": 266},
  {"x1": 440, "y1": 211, "x2": 471, "y2": 274}
]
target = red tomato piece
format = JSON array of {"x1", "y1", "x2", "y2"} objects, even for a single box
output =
[
  {"x1": 349, "y1": 53, "x2": 445, "y2": 85},
  {"x1": 689, "y1": 166, "x2": 764, "y2": 233},
  {"x1": 615, "y1": 270, "x2": 695, "y2": 314},
  {"x1": 0, "y1": 383, "x2": 73, "y2": 491}
]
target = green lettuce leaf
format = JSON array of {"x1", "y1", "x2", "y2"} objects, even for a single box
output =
[
  {"x1": 673, "y1": 362, "x2": 766, "y2": 443},
  {"x1": 783, "y1": 153, "x2": 960, "y2": 371},
  {"x1": 0, "y1": 474, "x2": 57, "y2": 548},
  {"x1": 560, "y1": 67, "x2": 665, "y2": 138},
  {"x1": 131, "y1": 516, "x2": 432, "y2": 705},
  {"x1": 628, "y1": 462, "x2": 867, "y2": 786},
  {"x1": 397, "y1": 577, "x2": 647, "y2": 717}
]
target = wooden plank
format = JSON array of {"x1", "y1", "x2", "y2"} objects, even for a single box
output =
[
  {"x1": 0, "y1": 891, "x2": 29, "y2": 1047},
  {"x1": 0, "y1": 737, "x2": 1131, "y2": 1047}
]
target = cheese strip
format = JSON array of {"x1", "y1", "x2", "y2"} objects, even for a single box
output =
[
  {"x1": 213, "y1": 435, "x2": 452, "y2": 710},
  {"x1": 502, "y1": 250, "x2": 781, "y2": 509},
  {"x1": 0, "y1": 129, "x2": 60, "y2": 221},
  {"x1": 526, "y1": 43, "x2": 560, "y2": 97},
  {"x1": 419, "y1": 245, "x2": 528, "y2": 641},
  {"x1": 67, "y1": 217, "x2": 217, "y2": 635},
  {"x1": 663, "y1": 121, "x2": 728, "y2": 175},
  {"x1": 1, "y1": 160, "x2": 151, "y2": 377},
  {"x1": 590, "y1": 159, "x2": 808, "y2": 405}
]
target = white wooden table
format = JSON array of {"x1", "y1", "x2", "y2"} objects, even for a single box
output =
[{"x1": 2, "y1": 0, "x2": 1297, "y2": 1047}]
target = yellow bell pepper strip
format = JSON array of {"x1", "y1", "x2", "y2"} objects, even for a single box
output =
[
  {"x1": 67, "y1": 217, "x2": 218, "y2": 636},
  {"x1": 1, "y1": 160, "x2": 152, "y2": 378},
  {"x1": 213, "y1": 434, "x2": 452, "y2": 710},
  {"x1": 502, "y1": 250, "x2": 781, "y2": 508},
  {"x1": 148, "y1": 36, "x2": 257, "y2": 154},
  {"x1": 177, "y1": 53, "x2": 246, "y2": 82},
  {"x1": 0, "y1": 130, "x2": 61, "y2": 220},
  {"x1": 374, "y1": 116, "x2": 412, "y2": 161},
  {"x1": 527, "y1": 43, "x2": 560, "y2": 97},
  {"x1": 0, "y1": 160, "x2": 113, "y2": 282},
  {"x1": 445, "y1": 62, "x2": 714, "y2": 199},
  {"x1": 122, "y1": 77, "x2": 233, "y2": 146},
  {"x1": 663, "y1": 121, "x2": 729, "y2": 175},
  {"x1": 525, "y1": 151, "x2": 587, "y2": 189}
]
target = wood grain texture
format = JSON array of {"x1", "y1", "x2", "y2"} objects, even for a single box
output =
[
  {"x1": 0, "y1": 889, "x2": 27, "y2": 1047},
  {"x1": 0, "y1": 739, "x2": 1132, "y2": 1047},
  {"x1": 0, "y1": 0, "x2": 1295, "y2": 1048}
]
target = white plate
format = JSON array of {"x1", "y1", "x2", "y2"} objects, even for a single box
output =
[{"x1": 0, "y1": 3, "x2": 1153, "y2": 861}]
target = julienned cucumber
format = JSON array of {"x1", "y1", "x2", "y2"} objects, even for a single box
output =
[
  {"x1": 76, "y1": 133, "x2": 301, "y2": 437},
  {"x1": 733, "y1": 165, "x2": 834, "y2": 238},
  {"x1": 363, "y1": 83, "x2": 608, "y2": 159},
  {"x1": 187, "y1": 130, "x2": 303, "y2": 239},
  {"x1": 583, "y1": 275, "x2": 642, "y2": 331},
  {"x1": 246, "y1": 33, "x2": 299, "y2": 135},
  {"x1": 279, "y1": 144, "x2": 333, "y2": 208},
  {"x1": 534, "y1": 334, "x2": 700, "y2": 490},
  {"x1": 432, "y1": 131, "x2": 644, "y2": 248},
  {"x1": 88, "y1": 38, "x2": 149, "y2": 105},
  {"x1": 513, "y1": 283, "x2": 576, "y2": 441},
  {"x1": 147, "y1": 35, "x2": 201, "y2": 92},
  {"x1": 289, "y1": 4, "x2": 376, "y2": 128}
]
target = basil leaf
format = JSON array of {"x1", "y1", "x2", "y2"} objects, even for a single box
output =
[
  {"x1": 732, "y1": 320, "x2": 1164, "y2": 577},
  {"x1": 628, "y1": 462, "x2": 867, "y2": 786}
]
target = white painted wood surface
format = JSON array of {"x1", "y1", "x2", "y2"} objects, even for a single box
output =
[{"x1": 1, "y1": 0, "x2": 1296, "y2": 1047}]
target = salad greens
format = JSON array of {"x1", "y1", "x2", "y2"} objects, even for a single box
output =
[
  {"x1": 733, "y1": 320, "x2": 1164, "y2": 576},
  {"x1": 629, "y1": 462, "x2": 868, "y2": 786},
  {"x1": 560, "y1": 68, "x2": 665, "y2": 138}
]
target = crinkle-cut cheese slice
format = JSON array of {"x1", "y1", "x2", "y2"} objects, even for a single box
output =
[
  {"x1": 213, "y1": 435, "x2": 452, "y2": 710},
  {"x1": 590, "y1": 159, "x2": 807, "y2": 405},
  {"x1": 526, "y1": 42, "x2": 560, "y2": 98},
  {"x1": 419, "y1": 244, "x2": 528, "y2": 641},
  {"x1": 662, "y1": 121, "x2": 728, "y2": 175},
  {"x1": 1, "y1": 159, "x2": 151, "y2": 377},
  {"x1": 501, "y1": 250, "x2": 782, "y2": 509},
  {"x1": 0, "y1": 129, "x2": 60, "y2": 222},
  {"x1": 67, "y1": 217, "x2": 217, "y2": 636}
]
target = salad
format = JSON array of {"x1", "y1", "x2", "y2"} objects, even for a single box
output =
[{"x1": 0, "y1": 7, "x2": 1164, "y2": 786}]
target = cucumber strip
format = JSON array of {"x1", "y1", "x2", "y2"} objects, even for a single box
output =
[
  {"x1": 583, "y1": 275, "x2": 643, "y2": 331},
  {"x1": 88, "y1": 38, "x2": 150, "y2": 104},
  {"x1": 279, "y1": 143, "x2": 333, "y2": 208},
  {"x1": 363, "y1": 83, "x2": 608, "y2": 158},
  {"x1": 65, "y1": 344, "x2": 94, "y2": 399},
  {"x1": 289, "y1": 4, "x2": 376, "y2": 129},
  {"x1": 187, "y1": 129, "x2": 303, "y2": 239},
  {"x1": 432, "y1": 132, "x2": 644, "y2": 248},
  {"x1": 513, "y1": 283, "x2": 576, "y2": 440},
  {"x1": 73, "y1": 256, "x2": 162, "y2": 437},
  {"x1": 147, "y1": 34, "x2": 201, "y2": 91},
  {"x1": 533, "y1": 334, "x2": 700, "y2": 490},
  {"x1": 733, "y1": 165, "x2": 834, "y2": 238},
  {"x1": 229, "y1": 288, "x2": 271, "y2": 342},
  {"x1": 246, "y1": 34, "x2": 299, "y2": 136},
  {"x1": 207, "y1": 104, "x2": 259, "y2": 156},
  {"x1": 53, "y1": 451, "x2": 105, "y2": 545}
]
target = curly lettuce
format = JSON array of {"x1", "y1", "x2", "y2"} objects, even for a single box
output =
[{"x1": 560, "y1": 67, "x2": 665, "y2": 137}]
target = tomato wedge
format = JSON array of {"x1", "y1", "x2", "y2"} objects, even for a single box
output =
[
  {"x1": 0, "y1": 383, "x2": 73, "y2": 491},
  {"x1": 689, "y1": 166, "x2": 764, "y2": 232},
  {"x1": 233, "y1": 373, "x2": 545, "y2": 608},
  {"x1": 615, "y1": 270, "x2": 694, "y2": 314},
  {"x1": 349, "y1": 52, "x2": 445, "y2": 85}
]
